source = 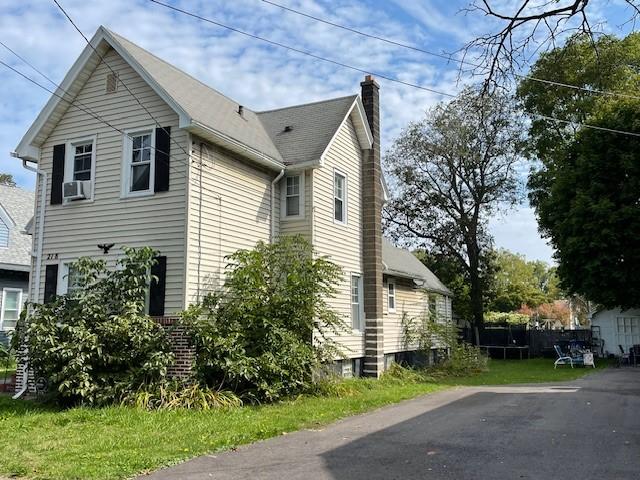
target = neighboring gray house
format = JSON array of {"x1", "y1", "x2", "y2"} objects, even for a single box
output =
[{"x1": 0, "y1": 185, "x2": 33, "y2": 344}]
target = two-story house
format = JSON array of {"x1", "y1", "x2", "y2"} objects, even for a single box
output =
[{"x1": 12, "y1": 27, "x2": 452, "y2": 390}]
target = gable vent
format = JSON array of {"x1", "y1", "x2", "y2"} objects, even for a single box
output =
[{"x1": 106, "y1": 72, "x2": 119, "y2": 93}]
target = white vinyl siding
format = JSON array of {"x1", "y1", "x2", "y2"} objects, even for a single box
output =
[
  {"x1": 279, "y1": 170, "x2": 312, "y2": 239},
  {"x1": 0, "y1": 288, "x2": 22, "y2": 330},
  {"x1": 185, "y1": 140, "x2": 275, "y2": 304},
  {"x1": 382, "y1": 276, "x2": 453, "y2": 354},
  {"x1": 31, "y1": 48, "x2": 188, "y2": 314},
  {"x1": 312, "y1": 116, "x2": 364, "y2": 357}
]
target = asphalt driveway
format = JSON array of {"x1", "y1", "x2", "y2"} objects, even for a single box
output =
[{"x1": 142, "y1": 368, "x2": 640, "y2": 480}]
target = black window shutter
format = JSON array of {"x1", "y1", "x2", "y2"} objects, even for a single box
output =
[
  {"x1": 149, "y1": 256, "x2": 167, "y2": 316},
  {"x1": 154, "y1": 127, "x2": 171, "y2": 192},
  {"x1": 44, "y1": 264, "x2": 58, "y2": 303},
  {"x1": 51, "y1": 144, "x2": 65, "y2": 205}
]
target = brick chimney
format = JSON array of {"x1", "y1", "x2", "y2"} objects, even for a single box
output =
[{"x1": 360, "y1": 75, "x2": 384, "y2": 377}]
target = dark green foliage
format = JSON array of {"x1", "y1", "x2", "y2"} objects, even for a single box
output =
[
  {"x1": 520, "y1": 33, "x2": 640, "y2": 307},
  {"x1": 530, "y1": 103, "x2": 640, "y2": 307},
  {"x1": 0, "y1": 173, "x2": 16, "y2": 187},
  {"x1": 12, "y1": 247, "x2": 174, "y2": 406},
  {"x1": 181, "y1": 236, "x2": 345, "y2": 402}
]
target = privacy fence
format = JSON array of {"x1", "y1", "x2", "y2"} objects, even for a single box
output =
[{"x1": 460, "y1": 325, "x2": 592, "y2": 358}]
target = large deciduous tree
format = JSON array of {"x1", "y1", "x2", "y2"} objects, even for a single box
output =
[
  {"x1": 384, "y1": 87, "x2": 525, "y2": 340},
  {"x1": 520, "y1": 33, "x2": 640, "y2": 308}
]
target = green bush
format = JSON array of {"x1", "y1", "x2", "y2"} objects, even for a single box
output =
[
  {"x1": 12, "y1": 247, "x2": 174, "y2": 406},
  {"x1": 401, "y1": 311, "x2": 488, "y2": 376},
  {"x1": 484, "y1": 311, "x2": 530, "y2": 325},
  {"x1": 182, "y1": 236, "x2": 346, "y2": 402}
]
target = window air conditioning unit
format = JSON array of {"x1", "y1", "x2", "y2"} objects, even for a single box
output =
[{"x1": 63, "y1": 181, "x2": 87, "y2": 201}]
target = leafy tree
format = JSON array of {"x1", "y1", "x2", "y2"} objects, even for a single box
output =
[
  {"x1": 12, "y1": 247, "x2": 174, "y2": 406},
  {"x1": 181, "y1": 236, "x2": 345, "y2": 402},
  {"x1": 414, "y1": 249, "x2": 497, "y2": 322},
  {"x1": 490, "y1": 249, "x2": 560, "y2": 312},
  {"x1": 520, "y1": 34, "x2": 640, "y2": 308},
  {"x1": 0, "y1": 173, "x2": 16, "y2": 186},
  {"x1": 384, "y1": 87, "x2": 525, "y2": 340}
]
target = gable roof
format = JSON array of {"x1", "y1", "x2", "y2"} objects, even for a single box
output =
[
  {"x1": 257, "y1": 95, "x2": 371, "y2": 167},
  {"x1": 0, "y1": 185, "x2": 34, "y2": 272},
  {"x1": 13, "y1": 26, "x2": 372, "y2": 172},
  {"x1": 382, "y1": 238, "x2": 453, "y2": 296}
]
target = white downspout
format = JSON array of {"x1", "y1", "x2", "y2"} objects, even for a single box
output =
[
  {"x1": 12, "y1": 158, "x2": 46, "y2": 399},
  {"x1": 271, "y1": 169, "x2": 284, "y2": 242}
]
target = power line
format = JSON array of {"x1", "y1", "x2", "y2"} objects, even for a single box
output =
[
  {"x1": 0, "y1": 58, "x2": 189, "y2": 181},
  {"x1": 261, "y1": 0, "x2": 640, "y2": 102},
  {"x1": 52, "y1": 0, "x2": 193, "y2": 162},
  {"x1": 147, "y1": 0, "x2": 640, "y2": 139},
  {"x1": 147, "y1": 0, "x2": 454, "y2": 98}
]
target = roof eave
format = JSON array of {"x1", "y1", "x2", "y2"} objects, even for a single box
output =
[
  {"x1": 12, "y1": 26, "x2": 193, "y2": 163},
  {"x1": 318, "y1": 96, "x2": 373, "y2": 166},
  {"x1": 188, "y1": 121, "x2": 285, "y2": 171},
  {"x1": 383, "y1": 268, "x2": 454, "y2": 297}
]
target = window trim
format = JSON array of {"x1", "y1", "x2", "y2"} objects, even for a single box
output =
[
  {"x1": 64, "y1": 135, "x2": 97, "y2": 203},
  {"x1": 0, "y1": 288, "x2": 22, "y2": 331},
  {"x1": 350, "y1": 273, "x2": 364, "y2": 331},
  {"x1": 333, "y1": 168, "x2": 347, "y2": 225},
  {"x1": 281, "y1": 173, "x2": 305, "y2": 220},
  {"x1": 387, "y1": 280, "x2": 396, "y2": 313},
  {"x1": 121, "y1": 127, "x2": 156, "y2": 198}
]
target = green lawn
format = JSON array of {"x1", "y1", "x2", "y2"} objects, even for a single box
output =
[
  {"x1": 0, "y1": 359, "x2": 603, "y2": 480},
  {"x1": 0, "y1": 358, "x2": 16, "y2": 379}
]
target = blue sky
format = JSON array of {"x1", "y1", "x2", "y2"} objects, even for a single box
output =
[{"x1": 0, "y1": 0, "x2": 635, "y2": 263}]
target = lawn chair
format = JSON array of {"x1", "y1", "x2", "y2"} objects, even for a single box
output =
[
  {"x1": 619, "y1": 345, "x2": 631, "y2": 366},
  {"x1": 554, "y1": 345, "x2": 574, "y2": 369}
]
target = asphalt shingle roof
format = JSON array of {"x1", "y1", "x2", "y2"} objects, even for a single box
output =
[
  {"x1": 382, "y1": 238, "x2": 453, "y2": 296},
  {"x1": 257, "y1": 95, "x2": 358, "y2": 166},
  {"x1": 107, "y1": 29, "x2": 284, "y2": 163},
  {"x1": 0, "y1": 185, "x2": 34, "y2": 270}
]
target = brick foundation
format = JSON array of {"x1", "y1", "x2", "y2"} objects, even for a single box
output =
[{"x1": 154, "y1": 316, "x2": 195, "y2": 379}]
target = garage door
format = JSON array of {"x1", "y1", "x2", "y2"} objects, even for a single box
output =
[{"x1": 616, "y1": 317, "x2": 640, "y2": 351}]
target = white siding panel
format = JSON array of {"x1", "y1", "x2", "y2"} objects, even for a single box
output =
[
  {"x1": 185, "y1": 140, "x2": 277, "y2": 304},
  {"x1": 312, "y1": 117, "x2": 365, "y2": 358},
  {"x1": 32, "y1": 48, "x2": 188, "y2": 314}
]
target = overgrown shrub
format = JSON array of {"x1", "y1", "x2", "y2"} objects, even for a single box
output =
[
  {"x1": 401, "y1": 311, "x2": 488, "y2": 376},
  {"x1": 182, "y1": 236, "x2": 345, "y2": 402},
  {"x1": 12, "y1": 247, "x2": 174, "y2": 406}
]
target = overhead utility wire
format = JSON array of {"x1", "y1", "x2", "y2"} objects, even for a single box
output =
[
  {"x1": 53, "y1": 0, "x2": 193, "y2": 162},
  {"x1": 0, "y1": 58, "x2": 191, "y2": 180},
  {"x1": 147, "y1": 0, "x2": 640, "y2": 138},
  {"x1": 261, "y1": 0, "x2": 640, "y2": 102}
]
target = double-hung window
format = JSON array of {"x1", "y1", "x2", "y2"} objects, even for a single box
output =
[
  {"x1": 387, "y1": 280, "x2": 396, "y2": 313},
  {"x1": 123, "y1": 129, "x2": 155, "y2": 196},
  {"x1": 1, "y1": 288, "x2": 22, "y2": 330},
  {"x1": 351, "y1": 274, "x2": 363, "y2": 330},
  {"x1": 334, "y1": 170, "x2": 346, "y2": 224},
  {"x1": 58, "y1": 263, "x2": 81, "y2": 296},
  {"x1": 64, "y1": 136, "x2": 96, "y2": 201},
  {"x1": 72, "y1": 143, "x2": 93, "y2": 181},
  {"x1": 282, "y1": 174, "x2": 304, "y2": 219}
]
